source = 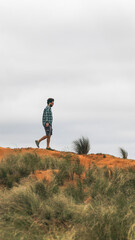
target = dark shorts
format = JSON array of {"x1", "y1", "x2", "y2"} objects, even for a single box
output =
[{"x1": 44, "y1": 124, "x2": 53, "y2": 136}]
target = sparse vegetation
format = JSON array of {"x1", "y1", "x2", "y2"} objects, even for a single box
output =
[
  {"x1": 72, "y1": 136, "x2": 90, "y2": 155},
  {"x1": 0, "y1": 153, "x2": 41, "y2": 188},
  {"x1": 53, "y1": 154, "x2": 84, "y2": 185},
  {"x1": 64, "y1": 178, "x2": 86, "y2": 203},
  {"x1": 0, "y1": 152, "x2": 135, "y2": 239},
  {"x1": 0, "y1": 153, "x2": 70, "y2": 188},
  {"x1": 119, "y1": 147, "x2": 128, "y2": 159}
]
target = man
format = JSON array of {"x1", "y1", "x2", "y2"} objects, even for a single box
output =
[{"x1": 35, "y1": 98, "x2": 54, "y2": 150}]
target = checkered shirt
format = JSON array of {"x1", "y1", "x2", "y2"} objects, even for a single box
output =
[{"x1": 42, "y1": 105, "x2": 53, "y2": 126}]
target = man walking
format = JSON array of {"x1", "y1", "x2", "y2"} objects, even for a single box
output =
[{"x1": 35, "y1": 98, "x2": 54, "y2": 150}]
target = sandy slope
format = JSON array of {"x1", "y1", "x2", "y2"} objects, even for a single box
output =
[
  {"x1": 0, "y1": 147, "x2": 135, "y2": 182},
  {"x1": 0, "y1": 147, "x2": 135, "y2": 169}
]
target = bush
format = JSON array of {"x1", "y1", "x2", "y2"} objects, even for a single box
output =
[
  {"x1": 53, "y1": 155, "x2": 84, "y2": 185},
  {"x1": 31, "y1": 179, "x2": 59, "y2": 199},
  {"x1": 64, "y1": 179, "x2": 86, "y2": 203},
  {"x1": 72, "y1": 136, "x2": 90, "y2": 155},
  {"x1": 119, "y1": 147, "x2": 128, "y2": 159},
  {"x1": 0, "y1": 153, "x2": 41, "y2": 188},
  {"x1": 83, "y1": 164, "x2": 96, "y2": 186},
  {"x1": 53, "y1": 155, "x2": 73, "y2": 185},
  {"x1": 73, "y1": 157, "x2": 84, "y2": 178},
  {"x1": 40, "y1": 156, "x2": 62, "y2": 170},
  {"x1": 1, "y1": 151, "x2": 135, "y2": 239}
]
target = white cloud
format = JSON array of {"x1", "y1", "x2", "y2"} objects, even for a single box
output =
[{"x1": 0, "y1": 0, "x2": 135, "y2": 158}]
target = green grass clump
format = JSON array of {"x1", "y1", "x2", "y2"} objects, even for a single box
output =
[
  {"x1": 0, "y1": 180, "x2": 80, "y2": 240},
  {"x1": 0, "y1": 153, "x2": 41, "y2": 188},
  {"x1": 0, "y1": 153, "x2": 72, "y2": 188},
  {"x1": 53, "y1": 155, "x2": 84, "y2": 185},
  {"x1": 31, "y1": 179, "x2": 59, "y2": 199},
  {"x1": 64, "y1": 179, "x2": 86, "y2": 203},
  {"x1": 1, "y1": 152, "x2": 135, "y2": 239},
  {"x1": 119, "y1": 147, "x2": 128, "y2": 159},
  {"x1": 72, "y1": 136, "x2": 90, "y2": 155},
  {"x1": 40, "y1": 156, "x2": 63, "y2": 170}
]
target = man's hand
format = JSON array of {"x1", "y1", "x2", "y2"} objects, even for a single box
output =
[{"x1": 46, "y1": 123, "x2": 49, "y2": 127}]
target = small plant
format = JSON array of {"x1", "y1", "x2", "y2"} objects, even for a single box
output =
[
  {"x1": 33, "y1": 181, "x2": 47, "y2": 199},
  {"x1": 72, "y1": 136, "x2": 90, "y2": 155},
  {"x1": 83, "y1": 165, "x2": 95, "y2": 186},
  {"x1": 65, "y1": 179, "x2": 86, "y2": 203},
  {"x1": 0, "y1": 153, "x2": 42, "y2": 188},
  {"x1": 119, "y1": 148, "x2": 128, "y2": 159},
  {"x1": 40, "y1": 156, "x2": 61, "y2": 170},
  {"x1": 73, "y1": 157, "x2": 84, "y2": 178},
  {"x1": 96, "y1": 153, "x2": 106, "y2": 158},
  {"x1": 53, "y1": 155, "x2": 72, "y2": 185}
]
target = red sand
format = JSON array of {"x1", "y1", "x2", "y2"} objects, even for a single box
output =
[
  {"x1": 34, "y1": 169, "x2": 59, "y2": 181},
  {"x1": 0, "y1": 147, "x2": 135, "y2": 182}
]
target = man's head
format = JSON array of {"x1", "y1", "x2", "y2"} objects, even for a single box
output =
[{"x1": 47, "y1": 98, "x2": 54, "y2": 107}]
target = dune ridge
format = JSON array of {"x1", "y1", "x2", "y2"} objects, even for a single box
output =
[{"x1": 0, "y1": 147, "x2": 135, "y2": 170}]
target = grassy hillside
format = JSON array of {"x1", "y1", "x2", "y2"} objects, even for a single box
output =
[{"x1": 0, "y1": 150, "x2": 135, "y2": 239}]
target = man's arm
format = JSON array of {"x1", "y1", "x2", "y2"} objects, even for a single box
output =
[{"x1": 42, "y1": 108, "x2": 49, "y2": 126}]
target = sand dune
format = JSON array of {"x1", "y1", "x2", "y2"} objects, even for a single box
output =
[{"x1": 0, "y1": 147, "x2": 135, "y2": 170}]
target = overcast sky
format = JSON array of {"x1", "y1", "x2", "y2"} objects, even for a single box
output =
[{"x1": 0, "y1": 0, "x2": 135, "y2": 159}]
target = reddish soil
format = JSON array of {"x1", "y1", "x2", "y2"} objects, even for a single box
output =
[
  {"x1": 34, "y1": 169, "x2": 59, "y2": 181},
  {"x1": 0, "y1": 147, "x2": 135, "y2": 182}
]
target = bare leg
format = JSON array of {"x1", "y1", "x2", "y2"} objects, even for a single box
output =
[
  {"x1": 47, "y1": 136, "x2": 51, "y2": 148},
  {"x1": 36, "y1": 135, "x2": 51, "y2": 149},
  {"x1": 38, "y1": 135, "x2": 47, "y2": 143}
]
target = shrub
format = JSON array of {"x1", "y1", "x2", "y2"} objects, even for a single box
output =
[
  {"x1": 1, "y1": 151, "x2": 135, "y2": 239},
  {"x1": 83, "y1": 164, "x2": 96, "y2": 186},
  {"x1": 64, "y1": 179, "x2": 86, "y2": 203},
  {"x1": 0, "y1": 153, "x2": 41, "y2": 188},
  {"x1": 53, "y1": 155, "x2": 84, "y2": 185},
  {"x1": 119, "y1": 147, "x2": 128, "y2": 159},
  {"x1": 53, "y1": 157, "x2": 72, "y2": 185},
  {"x1": 40, "y1": 156, "x2": 62, "y2": 170},
  {"x1": 73, "y1": 158, "x2": 84, "y2": 178},
  {"x1": 72, "y1": 136, "x2": 90, "y2": 155},
  {"x1": 31, "y1": 179, "x2": 59, "y2": 199}
]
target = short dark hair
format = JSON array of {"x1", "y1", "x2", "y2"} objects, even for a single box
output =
[{"x1": 47, "y1": 98, "x2": 54, "y2": 104}]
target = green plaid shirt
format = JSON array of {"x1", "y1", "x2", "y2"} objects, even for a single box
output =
[{"x1": 42, "y1": 105, "x2": 53, "y2": 126}]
